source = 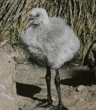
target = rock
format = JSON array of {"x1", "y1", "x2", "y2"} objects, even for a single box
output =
[{"x1": 0, "y1": 50, "x2": 18, "y2": 110}]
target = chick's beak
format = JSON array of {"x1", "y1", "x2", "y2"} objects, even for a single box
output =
[
  {"x1": 27, "y1": 19, "x2": 33, "y2": 26},
  {"x1": 29, "y1": 20, "x2": 33, "y2": 23},
  {"x1": 25, "y1": 18, "x2": 34, "y2": 28}
]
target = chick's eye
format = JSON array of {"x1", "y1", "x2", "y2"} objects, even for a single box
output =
[{"x1": 36, "y1": 14, "x2": 40, "y2": 17}]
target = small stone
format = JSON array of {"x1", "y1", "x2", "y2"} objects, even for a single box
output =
[{"x1": 76, "y1": 85, "x2": 85, "y2": 92}]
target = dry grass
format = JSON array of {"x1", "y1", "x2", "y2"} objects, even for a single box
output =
[{"x1": 0, "y1": 0, "x2": 96, "y2": 63}]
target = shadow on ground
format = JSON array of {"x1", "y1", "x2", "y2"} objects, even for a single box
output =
[
  {"x1": 61, "y1": 69, "x2": 96, "y2": 87},
  {"x1": 16, "y1": 82, "x2": 49, "y2": 109},
  {"x1": 16, "y1": 67, "x2": 96, "y2": 109},
  {"x1": 16, "y1": 82, "x2": 48, "y2": 103},
  {"x1": 16, "y1": 82, "x2": 41, "y2": 98}
]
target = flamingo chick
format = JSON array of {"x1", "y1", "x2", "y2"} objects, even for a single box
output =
[{"x1": 21, "y1": 8, "x2": 80, "y2": 110}]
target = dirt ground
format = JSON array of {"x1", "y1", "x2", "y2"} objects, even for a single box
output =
[{"x1": 16, "y1": 62, "x2": 96, "y2": 110}]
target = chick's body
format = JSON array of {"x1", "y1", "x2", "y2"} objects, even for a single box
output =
[{"x1": 21, "y1": 16, "x2": 80, "y2": 69}]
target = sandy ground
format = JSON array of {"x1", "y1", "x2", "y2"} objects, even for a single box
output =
[{"x1": 16, "y1": 63, "x2": 96, "y2": 110}]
